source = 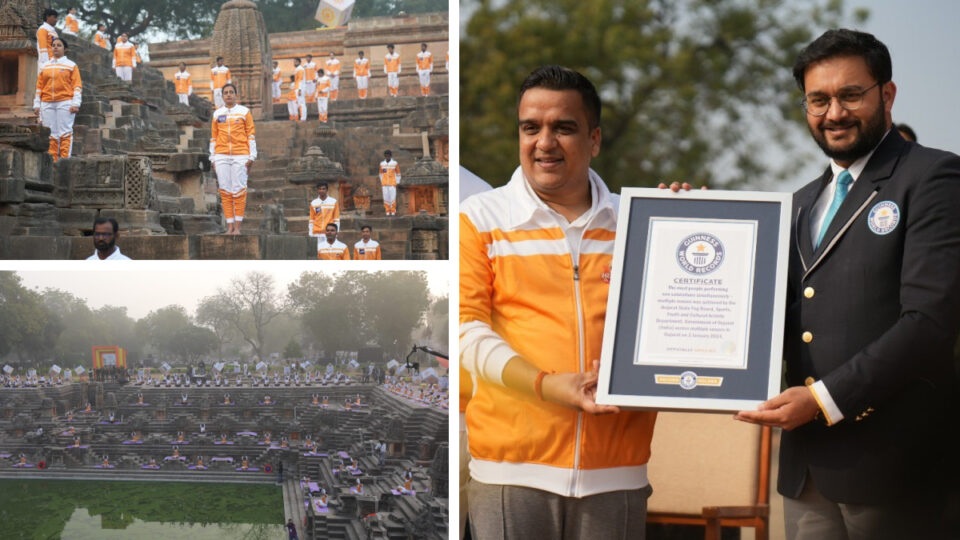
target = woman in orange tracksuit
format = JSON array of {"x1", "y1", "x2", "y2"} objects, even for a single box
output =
[
  {"x1": 33, "y1": 37, "x2": 82, "y2": 162},
  {"x1": 209, "y1": 83, "x2": 256, "y2": 235}
]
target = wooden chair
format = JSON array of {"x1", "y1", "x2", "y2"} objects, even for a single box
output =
[{"x1": 645, "y1": 412, "x2": 772, "y2": 540}]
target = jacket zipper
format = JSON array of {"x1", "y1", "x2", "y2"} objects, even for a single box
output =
[{"x1": 569, "y1": 231, "x2": 587, "y2": 496}]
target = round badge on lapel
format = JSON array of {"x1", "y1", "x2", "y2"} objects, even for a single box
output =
[{"x1": 867, "y1": 201, "x2": 900, "y2": 235}]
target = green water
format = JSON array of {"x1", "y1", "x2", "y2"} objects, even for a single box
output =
[{"x1": 0, "y1": 479, "x2": 286, "y2": 540}]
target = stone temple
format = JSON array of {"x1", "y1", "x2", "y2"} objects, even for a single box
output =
[
  {"x1": 0, "y1": 3, "x2": 448, "y2": 259},
  {"x1": 0, "y1": 374, "x2": 449, "y2": 539}
]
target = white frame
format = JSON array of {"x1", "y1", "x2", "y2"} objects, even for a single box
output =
[{"x1": 596, "y1": 188, "x2": 791, "y2": 412}]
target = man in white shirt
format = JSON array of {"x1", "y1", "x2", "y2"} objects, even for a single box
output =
[{"x1": 87, "y1": 217, "x2": 131, "y2": 260}]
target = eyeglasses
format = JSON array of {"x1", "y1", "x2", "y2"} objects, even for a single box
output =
[{"x1": 801, "y1": 81, "x2": 882, "y2": 117}]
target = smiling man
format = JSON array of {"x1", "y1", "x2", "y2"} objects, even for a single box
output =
[
  {"x1": 735, "y1": 29, "x2": 960, "y2": 539},
  {"x1": 460, "y1": 65, "x2": 657, "y2": 539}
]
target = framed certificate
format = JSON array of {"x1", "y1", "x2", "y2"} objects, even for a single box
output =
[{"x1": 596, "y1": 188, "x2": 791, "y2": 412}]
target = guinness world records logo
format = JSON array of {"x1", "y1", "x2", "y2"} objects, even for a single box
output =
[{"x1": 677, "y1": 233, "x2": 724, "y2": 274}]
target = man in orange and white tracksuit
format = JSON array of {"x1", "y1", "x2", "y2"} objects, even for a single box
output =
[
  {"x1": 94, "y1": 25, "x2": 110, "y2": 50},
  {"x1": 384, "y1": 44, "x2": 400, "y2": 97},
  {"x1": 209, "y1": 83, "x2": 256, "y2": 235},
  {"x1": 112, "y1": 33, "x2": 136, "y2": 81},
  {"x1": 460, "y1": 66, "x2": 656, "y2": 538},
  {"x1": 415, "y1": 43, "x2": 432, "y2": 96},
  {"x1": 33, "y1": 37, "x2": 82, "y2": 161},
  {"x1": 325, "y1": 52, "x2": 341, "y2": 101},
  {"x1": 303, "y1": 54, "x2": 318, "y2": 105},
  {"x1": 316, "y1": 69, "x2": 331, "y2": 123},
  {"x1": 174, "y1": 62, "x2": 192, "y2": 105},
  {"x1": 354, "y1": 51, "x2": 370, "y2": 99},
  {"x1": 63, "y1": 8, "x2": 79, "y2": 36},
  {"x1": 353, "y1": 225, "x2": 381, "y2": 260},
  {"x1": 378, "y1": 150, "x2": 400, "y2": 216},
  {"x1": 293, "y1": 58, "x2": 307, "y2": 121},
  {"x1": 285, "y1": 75, "x2": 298, "y2": 121},
  {"x1": 308, "y1": 181, "x2": 339, "y2": 237},
  {"x1": 37, "y1": 9, "x2": 59, "y2": 66},
  {"x1": 317, "y1": 223, "x2": 350, "y2": 260},
  {"x1": 210, "y1": 57, "x2": 231, "y2": 108},
  {"x1": 271, "y1": 61, "x2": 281, "y2": 102}
]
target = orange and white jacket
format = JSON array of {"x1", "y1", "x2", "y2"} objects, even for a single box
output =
[
  {"x1": 316, "y1": 76, "x2": 331, "y2": 99},
  {"x1": 317, "y1": 239, "x2": 350, "y2": 260},
  {"x1": 113, "y1": 41, "x2": 136, "y2": 68},
  {"x1": 210, "y1": 65, "x2": 231, "y2": 90},
  {"x1": 353, "y1": 239, "x2": 381, "y2": 260},
  {"x1": 304, "y1": 61, "x2": 318, "y2": 82},
  {"x1": 37, "y1": 23, "x2": 58, "y2": 65},
  {"x1": 272, "y1": 67, "x2": 281, "y2": 83},
  {"x1": 460, "y1": 166, "x2": 657, "y2": 497},
  {"x1": 384, "y1": 52, "x2": 401, "y2": 74},
  {"x1": 293, "y1": 65, "x2": 305, "y2": 94},
  {"x1": 209, "y1": 104, "x2": 256, "y2": 160},
  {"x1": 94, "y1": 31, "x2": 110, "y2": 50},
  {"x1": 378, "y1": 159, "x2": 400, "y2": 187},
  {"x1": 309, "y1": 196, "x2": 339, "y2": 236},
  {"x1": 354, "y1": 57, "x2": 370, "y2": 77},
  {"x1": 416, "y1": 51, "x2": 432, "y2": 72},
  {"x1": 34, "y1": 56, "x2": 82, "y2": 108},
  {"x1": 174, "y1": 71, "x2": 192, "y2": 95},
  {"x1": 64, "y1": 14, "x2": 79, "y2": 34},
  {"x1": 325, "y1": 58, "x2": 340, "y2": 77}
]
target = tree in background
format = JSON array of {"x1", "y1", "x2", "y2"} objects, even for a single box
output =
[
  {"x1": 196, "y1": 294, "x2": 236, "y2": 361},
  {"x1": 214, "y1": 272, "x2": 285, "y2": 363},
  {"x1": 461, "y1": 0, "x2": 868, "y2": 191},
  {"x1": 287, "y1": 272, "x2": 365, "y2": 356},
  {"x1": 67, "y1": 0, "x2": 223, "y2": 43},
  {"x1": 359, "y1": 272, "x2": 430, "y2": 358},
  {"x1": 283, "y1": 338, "x2": 303, "y2": 360},
  {"x1": 137, "y1": 305, "x2": 214, "y2": 363},
  {"x1": 0, "y1": 272, "x2": 60, "y2": 368}
]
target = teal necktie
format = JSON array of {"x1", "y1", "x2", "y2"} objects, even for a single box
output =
[{"x1": 816, "y1": 170, "x2": 853, "y2": 249}]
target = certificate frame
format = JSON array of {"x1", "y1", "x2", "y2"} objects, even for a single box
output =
[{"x1": 596, "y1": 188, "x2": 791, "y2": 412}]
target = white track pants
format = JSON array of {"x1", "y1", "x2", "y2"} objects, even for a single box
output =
[
  {"x1": 115, "y1": 66, "x2": 132, "y2": 81},
  {"x1": 40, "y1": 100, "x2": 76, "y2": 160},
  {"x1": 272, "y1": 82, "x2": 281, "y2": 99},
  {"x1": 356, "y1": 76, "x2": 369, "y2": 99},
  {"x1": 382, "y1": 185, "x2": 397, "y2": 214},
  {"x1": 297, "y1": 93, "x2": 307, "y2": 121},
  {"x1": 418, "y1": 70, "x2": 431, "y2": 93},
  {"x1": 213, "y1": 88, "x2": 224, "y2": 108},
  {"x1": 387, "y1": 72, "x2": 399, "y2": 95},
  {"x1": 214, "y1": 155, "x2": 250, "y2": 223},
  {"x1": 317, "y1": 97, "x2": 328, "y2": 121},
  {"x1": 177, "y1": 93, "x2": 189, "y2": 105},
  {"x1": 304, "y1": 81, "x2": 316, "y2": 102},
  {"x1": 287, "y1": 100, "x2": 298, "y2": 119},
  {"x1": 330, "y1": 75, "x2": 339, "y2": 92}
]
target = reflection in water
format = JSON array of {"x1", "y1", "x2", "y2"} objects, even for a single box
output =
[{"x1": 0, "y1": 479, "x2": 285, "y2": 540}]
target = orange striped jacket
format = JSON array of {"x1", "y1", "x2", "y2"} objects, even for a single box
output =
[
  {"x1": 113, "y1": 41, "x2": 136, "y2": 68},
  {"x1": 272, "y1": 67, "x2": 281, "y2": 82},
  {"x1": 94, "y1": 31, "x2": 109, "y2": 50},
  {"x1": 174, "y1": 71, "x2": 191, "y2": 95},
  {"x1": 209, "y1": 105, "x2": 256, "y2": 158},
  {"x1": 378, "y1": 159, "x2": 400, "y2": 187},
  {"x1": 416, "y1": 51, "x2": 432, "y2": 71},
  {"x1": 317, "y1": 239, "x2": 350, "y2": 260},
  {"x1": 354, "y1": 58, "x2": 370, "y2": 77},
  {"x1": 353, "y1": 239, "x2": 381, "y2": 260},
  {"x1": 34, "y1": 56, "x2": 82, "y2": 108},
  {"x1": 316, "y1": 76, "x2": 331, "y2": 99},
  {"x1": 210, "y1": 65, "x2": 230, "y2": 90},
  {"x1": 64, "y1": 14, "x2": 79, "y2": 34},
  {"x1": 460, "y1": 166, "x2": 657, "y2": 497},
  {"x1": 293, "y1": 65, "x2": 305, "y2": 92},
  {"x1": 304, "y1": 61, "x2": 318, "y2": 81},
  {"x1": 36, "y1": 23, "x2": 58, "y2": 65},
  {"x1": 309, "y1": 196, "x2": 340, "y2": 236},
  {"x1": 325, "y1": 58, "x2": 340, "y2": 77},
  {"x1": 384, "y1": 53, "x2": 401, "y2": 73}
]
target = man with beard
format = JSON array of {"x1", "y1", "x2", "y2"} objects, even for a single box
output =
[
  {"x1": 87, "y1": 217, "x2": 131, "y2": 260},
  {"x1": 735, "y1": 29, "x2": 960, "y2": 539}
]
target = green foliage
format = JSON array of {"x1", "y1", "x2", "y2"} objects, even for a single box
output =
[
  {"x1": 283, "y1": 338, "x2": 303, "y2": 359},
  {"x1": 461, "y1": 0, "x2": 861, "y2": 191},
  {"x1": 65, "y1": 0, "x2": 222, "y2": 42},
  {"x1": 0, "y1": 272, "x2": 57, "y2": 365},
  {"x1": 138, "y1": 305, "x2": 216, "y2": 363},
  {"x1": 287, "y1": 271, "x2": 433, "y2": 358}
]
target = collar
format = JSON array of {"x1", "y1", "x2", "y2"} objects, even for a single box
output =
[
  {"x1": 828, "y1": 128, "x2": 892, "y2": 181},
  {"x1": 503, "y1": 165, "x2": 616, "y2": 229}
]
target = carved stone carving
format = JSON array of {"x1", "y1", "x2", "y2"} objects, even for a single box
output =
[
  {"x1": 0, "y1": 0, "x2": 42, "y2": 43},
  {"x1": 124, "y1": 155, "x2": 155, "y2": 210},
  {"x1": 209, "y1": 0, "x2": 272, "y2": 118},
  {"x1": 287, "y1": 146, "x2": 344, "y2": 185}
]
